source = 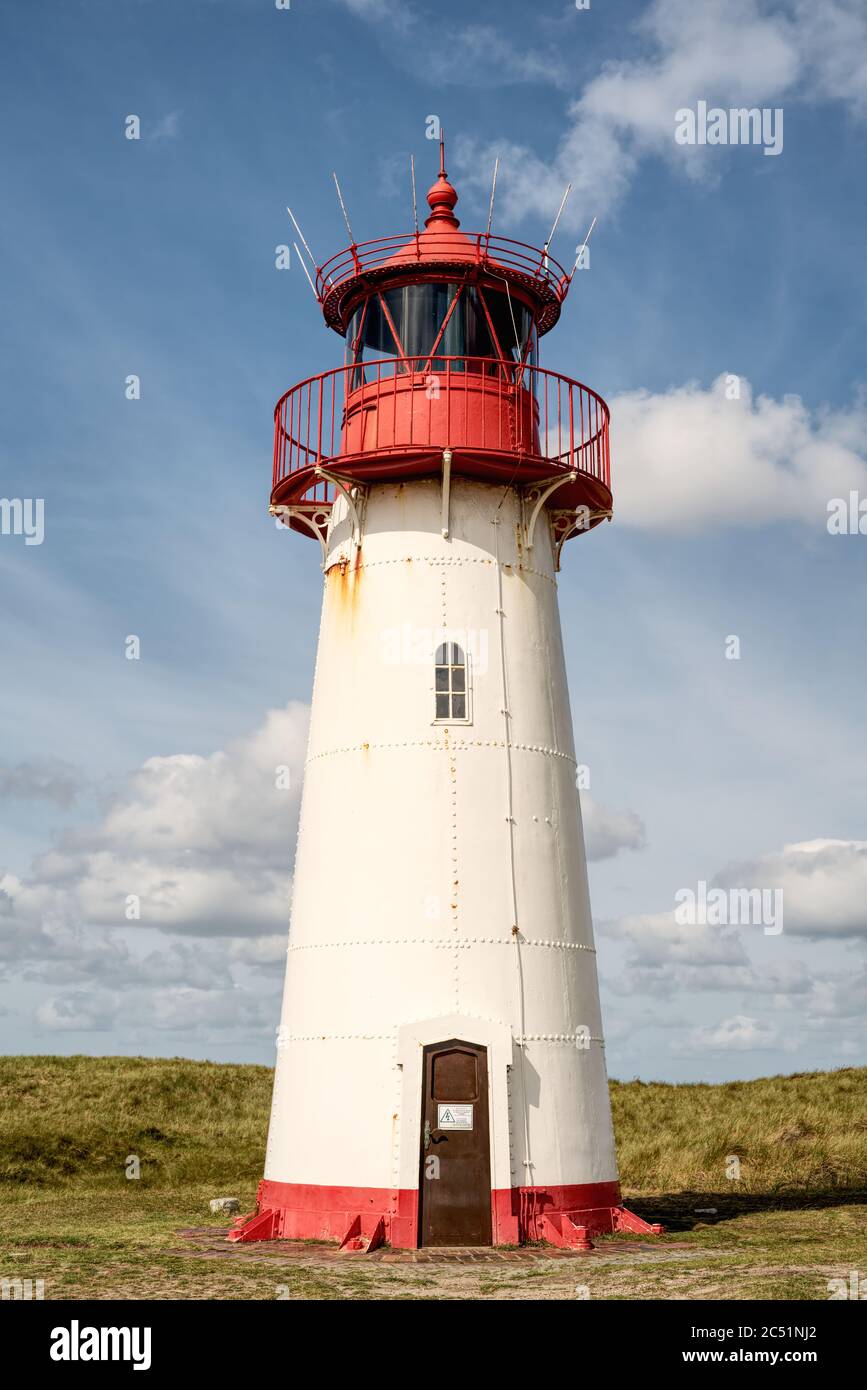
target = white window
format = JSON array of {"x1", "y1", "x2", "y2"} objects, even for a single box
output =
[{"x1": 434, "y1": 642, "x2": 470, "y2": 722}]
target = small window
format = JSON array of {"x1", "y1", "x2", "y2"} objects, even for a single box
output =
[{"x1": 434, "y1": 642, "x2": 469, "y2": 722}]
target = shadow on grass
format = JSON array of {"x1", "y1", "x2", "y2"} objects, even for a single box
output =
[{"x1": 627, "y1": 1188, "x2": 867, "y2": 1231}]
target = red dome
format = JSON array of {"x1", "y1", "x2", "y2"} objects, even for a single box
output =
[
  {"x1": 317, "y1": 145, "x2": 570, "y2": 338},
  {"x1": 383, "y1": 155, "x2": 482, "y2": 268}
]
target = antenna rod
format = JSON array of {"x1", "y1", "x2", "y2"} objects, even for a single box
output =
[
  {"x1": 286, "y1": 206, "x2": 317, "y2": 271},
  {"x1": 485, "y1": 156, "x2": 499, "y2": 240},
  {"x1": 569, "y1": 215, "x2": 597, "y2": 279},
  {"x1": 293, "y1": 244, "x2": 320, "y2": 301},
  {"x1": 332, "y1": 171, "x2": 356, "y2": 244},
  {"x1": 543, "y1": 183, "x2": 572, "y2": 260},
  {"x1": 411, "y1": 154, "x2": 418, "y2": 235}
]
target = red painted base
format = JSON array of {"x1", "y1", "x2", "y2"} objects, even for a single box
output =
[{"x1": 228, "y1": 1179, "x2": 663, "y2": 1249}]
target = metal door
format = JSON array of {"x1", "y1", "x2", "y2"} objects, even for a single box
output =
[{"x1": 418, "y1": 1040, "x2": 492, "y2": 1246}]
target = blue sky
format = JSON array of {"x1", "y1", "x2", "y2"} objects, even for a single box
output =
[{"x1": 1, "y1": 0, "x2": 866, "y2": 1080}]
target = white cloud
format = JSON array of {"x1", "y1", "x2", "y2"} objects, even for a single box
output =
[
  {"x1": 34, "y1": 983, "x2": 273, "y2": 1035},
  {"x1": 146, "y1": 985, "x2": 271, "y2": 1033},
  {"x1": 790, "y1": 0, "x2": 867, "y2": 116},
  {"x1": 604, "y1": 909, "x2": 754, "y2": 996},
  {"x1": 799, "y1": 964, "x2": 867, "y2": 1021},
  {"x1": 686, "y1": 1012, "x2": 779, "y2": 1049},
  {"x1": 17, "y1": 932, "x2": 234, "y2": 991},
  {"x1": 2, "y1": 703, "x2": 309, "y2": 939},
  {"x1": 455, "y1": 0, "x2": 867, "y2": 228},
  {"x1": 0, "y1": 758, "x2": 82, "y2": 808},
  {"x1": 432, "y1": 25, "x2": 568, "y2": 90},
  {"x1": 336, "y1": 1, "x2": 567, "y2": 88},
  {"x1": 611, "y1": 375, "x2": 867, "y2": 531},
  {"x1": 582, "y1": 795, "x2": 646, "y2": 860},
  {"x1": 36, "y1": 990, "x2": 120, "y2": 1033},
  {"x1": 601, "y1": 837, "x2": 867, "y2": 1027},
  {"x1": 715, "y1": 839, "x2": 867, "y2": 938},
  {"x1": 229, "y1": 935, "x2": 287, "y2": 971}
]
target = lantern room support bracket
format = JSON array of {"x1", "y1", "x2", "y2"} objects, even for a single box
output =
[
  {"x1": 523, "y1": 472, "x2": 577, "y2": 553},
  {"x1": 550, "y1": 507, "x2": 613, "y2": 570},
  {"x1": 316, "y1": 467, "x2": 366, "y2": 550},
  {"x1": 270, "y1": 503, "x2": 329, "y2": 564}
]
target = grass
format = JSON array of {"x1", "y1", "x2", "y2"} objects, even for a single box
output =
[
  {"x1": 1, "y1": 1056, "x2": 865, "y2": 1301},
  {"x1": 0, "y1": 1055, "x2": 272, "y2": 1190},
  {"x1": 611, "y1": 1068, "x2": 867, "y2": 1195}
]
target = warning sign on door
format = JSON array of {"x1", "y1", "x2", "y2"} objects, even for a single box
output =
[{"x1": 437, "y1": 1103, "x2": 473, "y2": 1130}]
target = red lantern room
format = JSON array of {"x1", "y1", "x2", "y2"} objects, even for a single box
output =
[{"x1": 271, "y1": 143, "x2": 612, "y2": 567}]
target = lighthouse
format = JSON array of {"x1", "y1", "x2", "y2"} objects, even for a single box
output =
[{"x1": 231, "y1": 145, "x2": 661, "y2": 1250}]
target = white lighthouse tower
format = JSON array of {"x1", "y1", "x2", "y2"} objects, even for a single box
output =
[{"x1": 231, "y1": 147, "x2": 661, "y2": 1250}]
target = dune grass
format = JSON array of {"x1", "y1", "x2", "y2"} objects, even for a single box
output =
[
  {"x1": 0, "y1": 1055, "x2": 272, "y2": 1190},
  {"x1": 611, "y1": 1067, "x2": 867, "y2": 1197},
  {"x1": 2, "y1": 1055, "x2": 863, "y2": 1197},
  {"x1": 0, "y1": 1056, "x2": 864, "y2": 1300}
]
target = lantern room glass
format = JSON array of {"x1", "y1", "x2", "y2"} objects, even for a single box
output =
[{"x1": 346, "y1": 284, "x2": 537, "y2": 385}]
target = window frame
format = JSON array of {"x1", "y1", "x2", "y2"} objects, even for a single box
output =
[{"x1": 433, "y1": 641, "x2": 472, "y2": 725}]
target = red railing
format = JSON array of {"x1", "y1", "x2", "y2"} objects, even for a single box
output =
[
  {"x1": 316, "y1": 232, "x2": 572, "y2": 304},
  {"x1": 272, "y1": 356, "x2": 610, "y2": 507}
]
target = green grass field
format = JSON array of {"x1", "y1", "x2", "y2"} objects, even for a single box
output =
[{"x1": 1, "y1": 1056, "x2": 865, "y2": 1300}]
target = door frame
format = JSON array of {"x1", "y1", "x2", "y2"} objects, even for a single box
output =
[
  {"x1": 396, "y1": 1014, "x2": 513, "y2": 1246},
  {"x1": 417, "y1": 1038, "x2": 493, "y2": 1247}
]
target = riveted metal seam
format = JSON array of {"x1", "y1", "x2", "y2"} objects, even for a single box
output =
[
  {"x1": 305, "y1": 739, "x2": 577, "y2": 767},
  {"x1": 287, "y1": 937, "x2": 596, "y2": 952}
]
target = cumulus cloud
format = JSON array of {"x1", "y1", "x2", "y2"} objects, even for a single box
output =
[
  {"x1": 603, "y1": 909, "x2": 755, "y2": 996},
  {"x1": 685, "y1": 1012, "x2": 779, "y2": 1050},
  {"x1": 34, "y1": 983, "x2": 273, "y2": 1035},
  {"x1": 582, "y1": 795, "x2": 646, "y2": 861},
  {"x1": 789, "y1": 0, "x2": 867, "y2": 115},
  {"x1": 714, "y1": 839, "x2": 867, "y2": 938},
  {"x1": 602, "y1": 838, "x2": 867, "y2": 1024},
  {"x1": 0, "y1": 708, "x2": 309, "y2": 1040},
  {"x1": 229, "y1": 935, "x2": 288, "y2": 971},
  {"x1": 611, "y1": 375, "x2": 867, "y2": 531},
  {"x1": 2, "y1": 703, "x2": 309, "y2": 939},
  {"x1": 16, "y1": 931, "x2": 234, "y2": 991},
  {"x1": 799, "y1": 965, "x2": 867, "y2": 1021},
  {"x1": 0, "y1": 758, "x2": 82, "y2": 808},
  {"x1": 454, "y1": 0, "x2": 867, "y2": 227},
  {"x1": 36, "y1": 990, "x2": 120, "y2": 1033}
]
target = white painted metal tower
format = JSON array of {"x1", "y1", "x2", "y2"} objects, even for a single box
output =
[{"x1": 231, "y1": 148, "x2": 661, "y2": 1249}]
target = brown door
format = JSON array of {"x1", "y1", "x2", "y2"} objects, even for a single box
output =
[{"x1": 418, "y1": 1040, "x2": 492, "y2": 1247}]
